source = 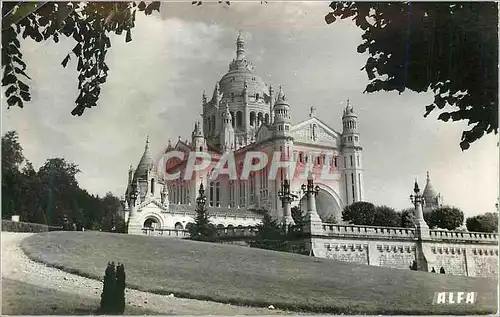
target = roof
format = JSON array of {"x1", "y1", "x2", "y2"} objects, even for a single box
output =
[{"x1": 134, "y1": 136, "x2": 154, "y2": 180}]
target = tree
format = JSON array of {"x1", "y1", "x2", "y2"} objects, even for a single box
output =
[
  {"x1": 326, "y1": 2, "x2": 498, "y2": 150},
  {"x1": 342, "y1": 201, "x2": 376, "y2": 225},
  {"x1": 2, "y1": 131, "x2": 25, "y2": 219},
  {"x1": 425, "y1": 206, "x2": 464, "y2": 230},
  {"x1": 100, "y1": 262, "x2": 116, "y2": 314},
  {"x1": 400, "y1": 208, "x2": 416, "y2": 228},
  {"x1": 250, "y1": 213, "x2": 287, "y2": 251},
  {"x1": 440, "y1": 267, "x2": 446, "y2": 274},
  {"x1": 188, "y1": 184, "x2": 216, "y2": 241},
  {"x1": 291, "y1": 206, "x2": 306, "y2": 225},
  {"x1": 115, "y1": 263, "x2": 126, "y2": 314},
  {"x1": 372, "y1": 206, "x2": 401, "y2": 227},
  {"x1": 466, "y1": 212, "x2": 498, "y2": 233},
  {"x1": 38, "y1": 158, "x2": 81, "y2": 226}
]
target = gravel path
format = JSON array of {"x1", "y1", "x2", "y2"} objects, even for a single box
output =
[{"x1": 2, "y1": 232, "x2": 289, "y2": 315}]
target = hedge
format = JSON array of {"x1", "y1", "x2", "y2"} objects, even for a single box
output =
[{"x1": 2, "y1": 220, "x2": 62, "y2": 233}]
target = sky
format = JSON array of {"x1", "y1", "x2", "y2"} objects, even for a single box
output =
[{"x1": 2, "y1": 1, "x2": 498, "y2": 218}]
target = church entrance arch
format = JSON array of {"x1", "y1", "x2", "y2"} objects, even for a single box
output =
[
  {"x1": 143, "y1": 216, "x2": 161, "y2": 229},
  {"x1": 299, "y1": 187, "x2": 342, "y2": 223}
]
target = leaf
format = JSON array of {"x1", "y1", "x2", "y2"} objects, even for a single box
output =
[
  {"x1": 18, "y1": 80, "x2": 29, "y2": 92},
  {"x1": 7, "y1": 95, "x2": 23, "y2": 108},
  {"x1": 72, "y1": 43, "x2": 82, "y2": 56},
  {"x1": 20, "y1": 91, "x2": 31, "y2": 102},
  {"x1": 325, "y1": 12, "x2": 336, "y2": 24},
  {"x1": 61, "y1": 54, "x2": 71, "y2": 68},
  {"x1": 125, "y1": 29, "x2": 132, "y2": 43},
  {"x1": 5, "y1": 85, "x2": 17, "y2": 97},
  {"x1": 437, "y1": 112, "x2": 451, "y2": 122}
]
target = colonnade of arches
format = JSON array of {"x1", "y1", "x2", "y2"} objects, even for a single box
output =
[{"x1": 205, "y1": 110, "x2": 270, "y2": 134}]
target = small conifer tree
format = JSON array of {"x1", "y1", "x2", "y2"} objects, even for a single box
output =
[
  {"x1": 100, "y1": 262, "x2": 116, "y2": 314},
  {"x1": 440, "y1": 267, "x2": 446, "y2": 274},
  {"x1": 115, "y1": 263, "x2": 126, "y2": 314},
  {"x1": 189, "y1": 184, "x2": 216, "y2": 241}
]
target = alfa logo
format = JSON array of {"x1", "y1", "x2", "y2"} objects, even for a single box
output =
[{"x1": 433, "y1": 292, "x2": 477, "y2": 304}]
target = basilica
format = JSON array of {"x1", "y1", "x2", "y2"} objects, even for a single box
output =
[{"x1": 123, "y1": 33, "x2": 365, "y2": 235}]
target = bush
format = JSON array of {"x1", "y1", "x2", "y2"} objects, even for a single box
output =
[
  {"x1": 425, "y1": 206, "x2": 464, "y2": 230},
  {"x1": 99, "y1": 261, "x2": 126, "y2": 314},
  {"x1": 466, "y1": 213, "x2": 498, "y2": 233},
  {"x1": 100, "y1": 262, "x2": 116, "y2": 314},
  {"x1": 115, "y1": 263, "x2": 126, "y2": 314},
  {"x1": 1, "y1": 220, "x2": 50, "y2": 232}
]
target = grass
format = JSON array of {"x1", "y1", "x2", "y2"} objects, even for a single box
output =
[
  {"x1": 1, "y1": 278, "x2": 158, "y2": 315},
  {"x1": 21, "y1": 231, "x2": 498, "y2": 315}
]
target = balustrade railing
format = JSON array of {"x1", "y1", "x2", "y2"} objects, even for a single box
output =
[
  {"x1": 321, "y1": 223, "x2": 416, "y2": 239},
  {"x1": 429, "y1": 229, "x2": 498, "y2": 242}
]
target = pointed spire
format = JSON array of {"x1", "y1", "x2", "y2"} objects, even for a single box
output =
[
  {"x1": 414, "y1": 178, "x2": 420, "y2": 194},
  {"x1": 202, "y1": 90, "x2": 207, "y2": 105},
  {"x1": 145, "y1": 135, "x2": 150, "y2": 148},
  {"x1": 426, "y1": 171, "x2": 430, "y2": 182},
  {"x1": 236, "y1": 30, "x2": 246, "y2": 60},
  {"x1": 309, "y1": 106, "x2": 316, "y2": 118}
]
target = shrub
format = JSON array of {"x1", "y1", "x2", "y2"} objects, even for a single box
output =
[
  {"x1": 466, "y1": 213, "x2": 498, "y2": 233},
  {"x1": 440, "y1": 267, "x2": 446, "y2": 274},
  {"x1": 115, "y1": 263, "x2": 126, "y2": 314},
  {"x1": 100, "y1": 262, "x2": 116, "y2": 314}
]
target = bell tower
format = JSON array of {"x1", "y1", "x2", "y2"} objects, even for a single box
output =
[{"x1": 341, "y1": 99, "x2": 363, "y2": 205}]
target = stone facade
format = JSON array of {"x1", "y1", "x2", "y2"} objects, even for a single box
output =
[{"x1": 124, "y1": 33, "x2": 364, "y2": 234}]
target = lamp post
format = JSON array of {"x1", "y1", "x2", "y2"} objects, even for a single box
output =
[
  {"x1": 409, "y1": 180, "x2": 426, "y2": 223},
  {"x1": 278, "y1": 179, "x2": 298, "y2": 230},
  {"x1": 196, "y1": 183, "x2": 207, "y2": 207},
  {"x1": 301, "y1": 171, "x2": 321, "y2": 222}
]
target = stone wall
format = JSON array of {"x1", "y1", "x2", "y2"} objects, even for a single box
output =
[{"x1": 307, "y1": 223, "x2": 498, "y2": 278}]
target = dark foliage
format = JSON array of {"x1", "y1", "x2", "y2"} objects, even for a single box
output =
[
  {"x1": 440, "y1": 267, "x2": 445, "y2": 274},
  {"x1": 372, "y1": 206, "x2": 401, "y2": 227},
  {"x1": 400, "y1": 208, "x2": 416, "y2": 228},
  {"x1": 291, "y1": 206, "x2": 306, "y2": 225},
  {"x1": 326, "y1": 2, "x2": 498, "y2": 150},
  {"x1": 425, "y1": 206, "x2": 464, "y2": 230},
  {"x1": 343, "y1": 202, "x2": 402, "y2": 227},
  {"x1": 342, "y1": 201, "x2": 376, "y2": 225},
  {"x1": 466, "y1": 212, "x2": 498, "y2": 233},
  {"x1": 188, "y1": 188, "x2": 216, "y2": 241},
  {"x1": 100, "y1": 262, "x2": 116, "y2": 314},
  {"x1": 431, "y1": 267, "x2": 436, "y2": 273},
  {"x1": 1, "y1": 131, "x2": 124, "y2": 230},
  {"x1": 2, "y1": 2, "x2": 161, "y2": 116},
  {"x1": 409, "y1": 260, "x2": 417, "y2": 270}
]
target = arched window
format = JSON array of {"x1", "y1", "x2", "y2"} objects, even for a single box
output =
[
  {"x1": 231, "y1": 92, "x2": 235, "y2": 101},
  {"x1": 299, "y1": 152, "x2": 303, "y2": 163},
  {"x1": 215, "y1": 182, "x2": 220, "y2": 207},
  {"x1": 264, "y1": 113, "x2": 269, "y2": 124},
  {"x1": 151, "y1": 178, "x2": 155, "y2": 195},
  {"x1": 209, "y1": 182, "x2": 215, "y2": 206},
  {"x1": 211, "y1": 115, "x2": 216, "y2": 131},
  {"x1": 174, "y1": 222, "x2": 183, "y2": 230},
  {"x1": 255, "y1": 93, "x2": 259, "y2": 101},
  {"x1": 250, "y1": 111, "x2": 256, "y2": 127},
  {"x1": 236, "y1": 111, "x2": 243, "y2": 128},
  {"x1": 257, "y1": 112, "x2": 263, "y2": 126},
  {"x1": 230, "y1": 111, "x2": 235, "y2": 128}
]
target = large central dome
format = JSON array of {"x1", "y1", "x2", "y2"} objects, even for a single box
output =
[{"x1": 218, "y1": 33, "x2": 268, "y2": 105}]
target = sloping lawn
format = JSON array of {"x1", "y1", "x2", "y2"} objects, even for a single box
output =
[
  {"x1": 21, "y1": 231, "x2": 497, "y2": 314},
  {"x1": 1, "y1": 278, "x2": 158, "y2": 315}
]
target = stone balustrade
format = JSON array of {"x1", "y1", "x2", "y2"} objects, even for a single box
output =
[
  {"x1": 321, "y1": 224, "x2": 416, "y2": 240},
  {"x1": 141, "y1": 228, "x2": 189, "y2": 238},
  {"x1": 216, "y1": 226, "x2": 259, "y2": 237},
  {"x1": 429, "y1": 229, "x2": 498, "y2": 244}
]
